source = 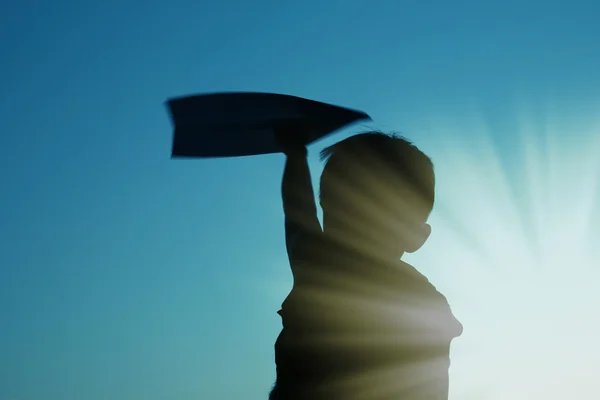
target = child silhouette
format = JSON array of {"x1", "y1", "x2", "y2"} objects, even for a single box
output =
[{"x1": 270, "y1": 129, "x2": 463, "y2": 400}]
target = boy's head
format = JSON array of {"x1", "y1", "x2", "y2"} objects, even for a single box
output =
[{"x1": 319, "y1": 131, "x2": 434, "y2": 257}]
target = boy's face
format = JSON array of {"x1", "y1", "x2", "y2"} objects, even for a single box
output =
[
  {"x1": 322, "y1": 168, "x2": 433, "y2": 257},
  {"x1": 323, "y1": 198, "x2": 432, "y2": 258},
  {"x1": 371, "y1": 185, "x2": 432, "y2": 253},
  {"x1": 376, "y1": 206, "x2": 431, "y2": 256},
  {"x1": 398, "y1": 220, "x2": 432, "y2": 254}
]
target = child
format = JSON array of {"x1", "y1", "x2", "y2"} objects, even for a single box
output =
[{"x1": 270, "y1": 129, "x2": 463, "y2": 400}]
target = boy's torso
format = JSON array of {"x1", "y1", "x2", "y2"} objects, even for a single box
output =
[{"x1": 274, "y1": 234, "x2": 462, "y2": 398}]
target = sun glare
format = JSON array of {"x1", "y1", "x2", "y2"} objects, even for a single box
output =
[
  {"x1": 410, "y1": 107, "x2": 600, "y2": 399},
  {"x1": 263, "y1": 106, "x2": 599, "y2": 399}
]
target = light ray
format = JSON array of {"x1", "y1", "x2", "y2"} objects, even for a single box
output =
[
  {"x1": 267, "y1": 106, "x2": 599, "y2": 398},
  {"x1": 419, "y1": 104, "x2": 600, "y2": 399}
]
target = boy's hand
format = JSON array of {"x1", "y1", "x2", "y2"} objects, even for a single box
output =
[{"x1": 275, "y1": 123, "x2": 310, "y2": 157}]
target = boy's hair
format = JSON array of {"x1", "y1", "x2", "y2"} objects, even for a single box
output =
[{"x1": 319, "y1": 131, "x2": 435, "y2": 222}]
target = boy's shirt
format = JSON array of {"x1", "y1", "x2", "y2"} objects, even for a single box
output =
[{"x1": 274, "y1": 231, "x2": 463, "y2": 398}]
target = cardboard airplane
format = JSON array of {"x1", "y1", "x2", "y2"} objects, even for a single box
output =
[{"x1": 166, "y1": 92, "x2": 372, "y2": 158}]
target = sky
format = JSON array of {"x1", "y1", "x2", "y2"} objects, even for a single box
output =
[{"x1": 1, "y1": 0, "x2": 599, "y2": 399}]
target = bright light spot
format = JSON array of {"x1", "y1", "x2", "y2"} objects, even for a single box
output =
[
  {"x1": 265, "y1": 105, "x2": 600, "y2": 398},
  {"x1": 408, "y1": 107, "x2": 600, "y2": 399}
]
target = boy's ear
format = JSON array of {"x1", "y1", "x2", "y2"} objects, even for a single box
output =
[{"x1": 404, "y1": 223, "x2": 432, "y2": 254}]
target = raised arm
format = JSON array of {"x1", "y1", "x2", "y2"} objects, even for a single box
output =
[{"x1": 276, "y1": 130, "x2": 322, "y2": 269}]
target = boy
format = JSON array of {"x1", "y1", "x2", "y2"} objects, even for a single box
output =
[{"x1": 270, "y1": 129, "x2": 463, "y2": 400}]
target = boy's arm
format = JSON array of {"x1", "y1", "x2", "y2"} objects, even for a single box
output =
[{"x1": 277, "y1": 132, "x2": 322, "y2": 269}]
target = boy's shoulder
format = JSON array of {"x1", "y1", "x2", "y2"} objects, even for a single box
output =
[
  {"x1": 383, "y1": 260, "x2": 449, "y2": 301},
  {"x1": 396, "y1": 260, "x2": 430, "y2": 282}
]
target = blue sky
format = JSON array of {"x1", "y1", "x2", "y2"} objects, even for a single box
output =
[{"x1": 1, "y1": 1, "x2": 599, "y2": 399}]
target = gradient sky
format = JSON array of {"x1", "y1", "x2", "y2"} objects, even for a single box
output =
[{"x1": 1, "y1": 1, "x2": 600, "y2": 399}]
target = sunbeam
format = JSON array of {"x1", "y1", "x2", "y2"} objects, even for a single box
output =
[
  {"x1": 411, "y1": 106, "x2": 600, "y2": 399},
  {"x1": 264, "y1": 106, "x2": 599, "y2": 399}
]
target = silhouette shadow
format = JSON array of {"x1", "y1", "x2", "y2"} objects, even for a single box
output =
[
  {"x1": 166, "y1": 92, "x2": 463, "y2": 400},
  {"x1": 269, "y1": 131, "x2": 463, "y2": 400}
]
